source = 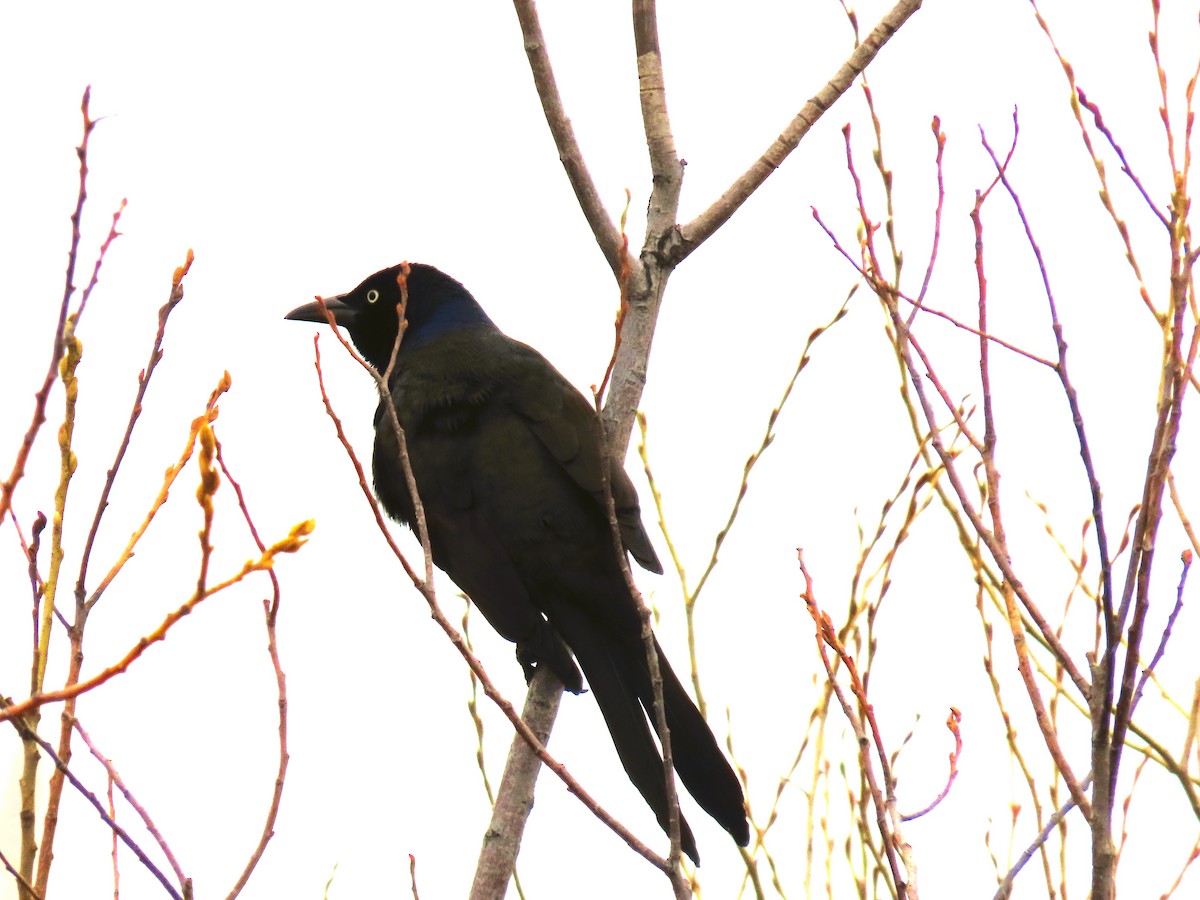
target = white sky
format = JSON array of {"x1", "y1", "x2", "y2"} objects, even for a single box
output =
[{"x1": 1, "y1": 1, "x2": 1197, "y2": 898}]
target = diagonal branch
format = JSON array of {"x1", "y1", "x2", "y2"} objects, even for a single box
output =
[
  {"x1": 670, "y1": 0, "x2": 924, "y2": 265},
  {"x1": 511, "y1": 0, "x2": 626, "y2": 278}
]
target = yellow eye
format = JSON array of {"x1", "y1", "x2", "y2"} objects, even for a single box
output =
[{"x1": 366, "y1": 289, "x2": 380, "y2": 304}]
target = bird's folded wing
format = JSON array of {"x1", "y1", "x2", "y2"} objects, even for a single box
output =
[{"x1": 505, "y1": 343, "x2": 663, "y2": 575}]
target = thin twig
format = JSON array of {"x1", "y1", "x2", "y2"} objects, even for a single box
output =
[
  {"x1": 77, "y1": 250, "x2": 193, "y2": 614},
  {"x1": 597, "y1": 405, "x2": 687, "y2": 897},
  {"x1": 799, "y1": 551, "x2": 913, "y2": 898},
  {"x1": 900, "y1": 708, "x2": 962, "y2": 821},
  {"x1": 216, "y1": 443, "x2": 290, "y2": 900},
  {"x1": 1, "y1": 700, "x2": 182, "y2": 900},
  {"x1": 0, "y1": 88, "x2": 96, "y2": 528},
  {"x1": 0, "y1": 843, "x2": 42, "y2": 900},
  {"x1": 993, "y1": 778, "x2": 1089, "y2": 900},
  {"x1": 0, "y1": 494, "x2": 312, "y2": 725},
  {"x1": 810, "y1": 209, "x2": 1056, "y2": 371},
  {"x1": 72, "y1": 719, "x2": 188, "y2": 887}
]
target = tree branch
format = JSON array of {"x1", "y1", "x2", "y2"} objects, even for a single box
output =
[
  {"x1": 511, "y1": 0, "x2": 625, "y2": 278},
  {"x1": 671, "y1": 0, "x2": 924, "y2": 265}
]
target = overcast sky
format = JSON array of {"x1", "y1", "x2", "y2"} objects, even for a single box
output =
[{"x1": 1, "y1": 2, "x2": 1197, "y2": 899}]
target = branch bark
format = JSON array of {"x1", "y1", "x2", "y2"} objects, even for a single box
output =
[{"x1": 469, "y1": 668, "x2": 562, "y2": 900}]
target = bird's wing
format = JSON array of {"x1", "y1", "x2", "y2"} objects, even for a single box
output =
[
  {"x1": 372, "y1": 391, "x2": 585, "y2": 692},
  {"x1": 504, "y1": 341, "x2": 663, "y2": 574}
]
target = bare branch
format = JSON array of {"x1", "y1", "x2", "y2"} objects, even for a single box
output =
[
  {"x1": 1, "y1": 701, "x2": 183, "y2": 900},
  {"x1": 1, "y1": 88, "x2": 97, "y2": 528},
  {"x1": 510, "y1": 0, "x2": 626, "y2": 278},
  {"x1": 672, "y1": 0, "x2": 924, "y2": 265}
]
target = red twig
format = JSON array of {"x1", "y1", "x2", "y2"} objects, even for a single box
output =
[
  {"x1": 215, "y1": 444, "x2": 289, "y2": 900},
  {"x1": 74, "y1": 197, "x2": 127, "y2": 322},
  {"x1": 1, "y1": 87, "x2": 97, "y2": 527},
  {"x1": 595, "y1": 190, "x2": 632, "y2": 405},
  {"x1": 901, "y1": 708, "x2": 962, "y2": 821},
  {"x1": 798, "y1": 550, "x2": 912, "y2": 898}
]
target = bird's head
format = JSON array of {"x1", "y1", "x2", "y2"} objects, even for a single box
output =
[{"x1": 285, "y1": 262, "x2": 495, "y2": 370}]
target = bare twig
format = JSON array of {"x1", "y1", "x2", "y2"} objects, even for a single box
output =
[
  {"x1": 642, "y1": 290, "x2": 851, "y2": 727},
  {"x1": 0, "y1": 444, "x2": 312, "y2": 727},
  {"x1": 0, "y1": 842, "x2": 42, "y2": 900},
  {"x1": 77, "y1": 250, "x2": 193, "y2": 614},
  {"x1": 1, "y1": 699, "x2": 182, "y2": 900},
  {"x1": 993, "y1": 778, "x2": 1089, "y2": 900},
  {"x1": 216, "y1": 443, "x2": 290, "y2": 900},
  {"x1": 967, "y1": 162, "x2": 1090, "y2": 817},
  {"x1": 799, "y1": 551, "x2": 914, "y2": 898},
  {"x1": 72, "y1": 719, "x2": 188, "y2": 887},
  {"x1": 1, "y1": 88, "x2": 96, "y2": 529},
  {"x1": 900, "y1": 708, "x2": 962, "y2": 821},
  {"x1": 1130, "y1": 551, "x2": 1192, "y2": 724},
  {"x1": 597, "y1": 406, "x2": 688, "y2": 898},
  {"x1": 810, "y1": 209, "x2": 1057, "y2": 371}
]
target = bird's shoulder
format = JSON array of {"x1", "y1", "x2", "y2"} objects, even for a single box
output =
[
  {"x1": 388, "y1": 327, "x2": 588, "y2": 429},
  {"x1": 383, "y1": 324, "x2": 662, "y2": 574}
]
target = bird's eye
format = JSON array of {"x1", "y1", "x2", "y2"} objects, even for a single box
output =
[{"x1": 366, "y1": 289, "x2": 380, "y2": 304}]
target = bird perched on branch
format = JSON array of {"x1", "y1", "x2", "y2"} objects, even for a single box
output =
[{"x1": 286, "y1": 262, "x2": 748, "y2": 862}]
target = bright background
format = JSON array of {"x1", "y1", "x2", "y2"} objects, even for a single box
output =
[{"x1": 1, "y1": 1, "x2": 1196, "y2": 898}]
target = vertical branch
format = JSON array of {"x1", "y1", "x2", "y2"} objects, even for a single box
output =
[
  {"x1": 0, "y1": 88, "x2": 96, "y2": 528},
  {"x1": 33, "y1": 254, "x2": 193, "y2": 900},
  {"x1": 632, "y1": 0, "x2": 682, "y2": 244},
  {"x1": 966, "y1": 178, "x2": 1090, "y2": 816},
  {"x1": 216, "y1": 444, "x2": 290, "y2": 900},
  {"x1": 12, "y1": 90, "x2": 98, "y2": 900},
  {"x1": 23, "y1": 316, "x2": 82, "y2": 899},
  {"x1": 800, "y1": 551, "x2": 915, "y2": 898},
  {"x1": 1108, "y1": 179, "x2": 1191, "y2": 785}
]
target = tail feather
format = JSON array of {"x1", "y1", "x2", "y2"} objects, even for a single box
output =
[
  {"x1": 556, "y1": 608, "x2": 701, "y2": 862},
  {"x1": 550, "y1": 605, "x2": 748, "y2": 862},
  {"x1": 648, "y1": 639, "x2": 750, "y2": 847}
]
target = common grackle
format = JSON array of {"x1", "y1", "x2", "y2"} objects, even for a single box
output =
[{"x1": 286, "y1": 263, "x2": 749, "y2": 862}]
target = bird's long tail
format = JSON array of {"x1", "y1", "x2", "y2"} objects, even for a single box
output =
[{"x1": 553, "y1": 606, "x2": 749, "y2": 863}]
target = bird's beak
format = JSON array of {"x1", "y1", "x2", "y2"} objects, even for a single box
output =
[{"x1": 284, "y1": 293, "x2": 357, "y2": 326}]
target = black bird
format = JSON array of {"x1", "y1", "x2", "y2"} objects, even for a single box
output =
[{"x1": 286, "y1": 263, "x2": 748, "y2": 862}]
